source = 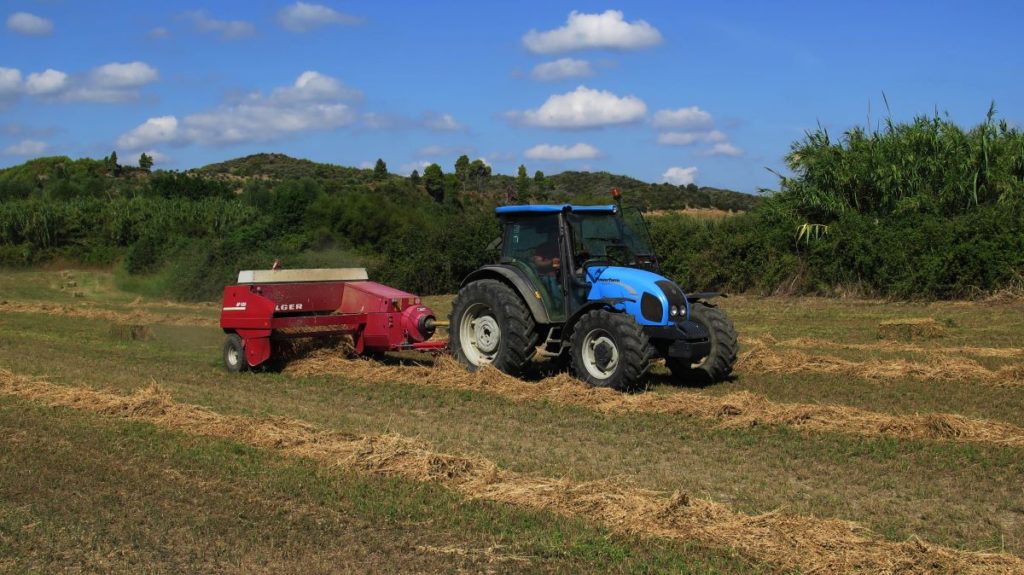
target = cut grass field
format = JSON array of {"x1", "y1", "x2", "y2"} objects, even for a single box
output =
[
  {"x1": 0, "y1": 394, "x2": 763, "y2": 574},
  {"x1": 1, "y1": 269, "x2": 1023, "y2": 572}
]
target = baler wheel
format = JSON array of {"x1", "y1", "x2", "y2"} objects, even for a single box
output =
[
  {"x1": 223, "y1": 334, "x2": 249, "y2": 373},
  {"x1": 570, "y1": 309, "x2": 652, "y2": 391},
  {"x1": 450, "y1": 279, "x2": 537, "y2": 376},
  {"x1": 667, "y1": 302, "x2": 737, "y2": 385}
]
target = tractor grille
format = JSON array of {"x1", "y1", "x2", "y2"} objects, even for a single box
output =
[{"x1": 676, "y1": 319, "x2": 710, "y2": 341}]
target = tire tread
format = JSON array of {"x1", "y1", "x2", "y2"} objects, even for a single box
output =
[{"x1": 450, "y1": 279, "x2": 538, "y2": 376}]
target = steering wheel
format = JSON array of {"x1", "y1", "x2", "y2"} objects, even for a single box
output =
[{"x1": 576, "y1": 257, "x2": 615, "y2": 280}]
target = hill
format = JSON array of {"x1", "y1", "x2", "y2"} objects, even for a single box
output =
[
  {"x1": 0, "y1": 152, "x2": 759, "y2": 213},
  {"x1": 190, "y1": 153, "x2": 760, "y2": 212},
  {"x1": 193, "y1": 153, "x2": 375, "y2": 183},
  {"x1": 544, "y1": 171, "x2": 759, "y2": 212}
]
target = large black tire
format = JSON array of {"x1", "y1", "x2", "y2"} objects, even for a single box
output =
[
  {"x1": 570, "y1": 309, "x2": 653, "y2": 391},
  {"x1": 223, "y1": 333, "x2": 249, "y2": 373},
  {"x1": 450, "y1": 279, "x2": 538, "y2": 376},
  {"x1": 667, "y1": 302, "x2": 737, "y2": 385}
]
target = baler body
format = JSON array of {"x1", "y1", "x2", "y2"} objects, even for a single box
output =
[{"x1": 219, "y1": 268, "x2": 442, "y2": 369}]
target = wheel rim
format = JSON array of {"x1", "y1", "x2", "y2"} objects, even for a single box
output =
[
  {"x1": 226, "y1": 345, "x2": 240, "y2": 368},
  {"x1": 459, "y1": 303, "x2": 501, "y2": 366},
  {"x1": 581, "y1": 328, "x2": 619, "y2": 380}
]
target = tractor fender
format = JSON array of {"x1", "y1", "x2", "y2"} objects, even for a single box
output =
[
  {"x1": 460, "y1": 265, "x2": 552, "y2": 325},
  {"x1": 686, "y1": 291, "x2": 725, "y2": 304},
  {"x1": 561, "y1": 298, "x2": 631, "y2": 348}
]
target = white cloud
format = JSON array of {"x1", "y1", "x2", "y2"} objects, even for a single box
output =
[
  {"x1": 7, "y1": 12, "x2": 53, "y2": 36},
  {"x1": 513, "y1": 85, "x2": 646, "y2": 128},
  {"x1": 417, "y1": 144, "x2": 473, "y2": 158},
  {"x1": 662, "y1": 166, "x2": 698, "y2": 186},
  {"x1": 652, "y1": 106, "x2": 713, "y2": 130},
  {"x1": 0, "y1": 68, "x2": 22, "y2": 101},
  {"x1": 358, "y1": 111, "x2": 465, "y2": 132},
  {"x1": 91, "y1": 62, "x2": 158, "y2": 89},
  {"x1": 3, "y1": 139, "x2": 48, "y2": 156},
  {"x1": 708, "y1": 142, "x2": 743, "y2": 157},
  {"x1": 118, "y1": 149, "x2": 170, "y2": 167},
  {"x1": 0, "y1": 123, "x2": 50, "y2": 137},
  {"x1": 275, "y1": 70, "x2": 360, "y2": 101},
  {"x1": 278, "y1": 2, "x2": 360, "y2": 32},
  {"x1": 18, "y1": 62, "x2": 158, "y2": 103},
  {"x1": 148, "y1": 27, "x2": 170, "y2": 39},
  {"x1": 652, "y1": 106, "x2": 741, "y2": 155},
  {"x1": 523, "y1": 10, "x2": 662, "y2": 54},
  {"x1": 422, "y1": 113, "x2": 463, "y2": 131},
  {"x1": 117, "y1": 116, "x2": 180, "y2": 149},
  {"x1": 68, "y1": 61, "x2": 158, "y2": 102},
  {"x1": 657, "y1": 129, "x2": 727, "y2": 146},
  {"x1": 25, "y1": 69, "x2": 68, "y2": 95},
  {"x1": 117, "y1": 71, "x2": 357, "y2": 148},
  {"x1": 398, "y1": 160, "x2": 431, "y2": 175},
  {"x1": 531, "y1": 58, "x2": 593, "y2": 81},
  {"x1": 485, "y1": 151, "x2": 517, "y2": 163},
  {"x1": 524, "y1": 143, "x2": 600, "y2": 161},
  {"x1": 184, "y1": 10, "x2": 255, "y2": 39},
  {"x1": 361, "y1": 112, "x2": 398, "y2": 129}
]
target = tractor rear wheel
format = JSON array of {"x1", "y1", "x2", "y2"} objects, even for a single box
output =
[
  {"x1": 450, "y1": 279, "x2": 538, "y2": 376},
  {"x1": 223, "y1": 333, "x2": 249, "y2": 373},
  {"x1": 570, "y1": 309, "x2": 652, "y2": 391},
  {"x1": 667, "y1": 302, "x2": 737, "y2": 385}
]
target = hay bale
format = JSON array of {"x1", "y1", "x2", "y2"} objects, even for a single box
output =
[
  {"x1": 108, "y1": 323, "x2": 153, "y2": 341},
  {"x1": 877, "y1": 318, "x2": 946, "y2": 341}
]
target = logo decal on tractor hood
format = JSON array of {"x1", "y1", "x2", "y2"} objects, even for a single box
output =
[{"x1": 596, "y1": 277, "x2": 638, "y2": 295}]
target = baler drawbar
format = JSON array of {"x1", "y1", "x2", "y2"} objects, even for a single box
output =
[{"x1": 219, "y1": 267, "x2": 444, "y2": 371}]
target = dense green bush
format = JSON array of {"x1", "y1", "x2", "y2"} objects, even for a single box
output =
[
  {"x1": 649, "y1": 197, "x2": 1023, "y2": 299},
  {"x1": 649, "y1": 210, "x2": 801, "y2": 293},
  {"x1": 778, "y1": 105, "x2": 1024, "y2": 221}
]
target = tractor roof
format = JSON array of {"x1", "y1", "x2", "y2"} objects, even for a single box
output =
[{"x1": 495, "y1": 204, "x2": 617, "y2": 215}]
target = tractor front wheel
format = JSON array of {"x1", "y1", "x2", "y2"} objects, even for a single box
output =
[
  {"x1": 450, "y1": 279, "x2": 537, "y2": 376},
  {"x1": 570, "y1": 309, "x2": 652, "y2": 391},
  {"x1": 667, "y1": 302, "x2": 737, "y2": 385}
]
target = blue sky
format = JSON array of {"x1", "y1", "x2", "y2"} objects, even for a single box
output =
[{"x1": 1, "y1": 1, "x2": 1021, "y2": 193}]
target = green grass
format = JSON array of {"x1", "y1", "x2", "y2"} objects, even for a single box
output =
[
  {"x1": 1, "y1": 311, "x2": 1022, "y2": 555},
  {"x1": 1, "y1": 270, "x2": 1023, "y2": 562},
  {"x1": 0, "y1": 396, "x2": 769, "y2": 574}
]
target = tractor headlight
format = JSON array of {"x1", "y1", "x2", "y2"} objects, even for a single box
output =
[{"x1": 669, "y1": 305, "x2": 679, "y2": 317}]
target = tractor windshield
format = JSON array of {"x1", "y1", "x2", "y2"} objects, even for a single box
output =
[{"x1": 568, "y1": 208, "x2": 659, "y2": 271}]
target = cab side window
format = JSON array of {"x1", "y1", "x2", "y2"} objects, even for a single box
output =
[
  {"x1": 504, "y1": 215, "x2": 560, "y2": 276},
  {"x1": 503, "y1": 214, "x2": 563, "y2": 313}
]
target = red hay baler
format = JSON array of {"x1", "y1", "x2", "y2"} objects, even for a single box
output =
[{"x1": 219, "y1": 268, "x2": 446, "y2": 371}]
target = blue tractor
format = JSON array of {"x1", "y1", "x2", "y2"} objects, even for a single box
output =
[{"x1": 450, "y1": 201, "x2": 738, "y2": 390}]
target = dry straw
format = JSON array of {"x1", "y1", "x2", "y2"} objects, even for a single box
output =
[
  {"x1": 776, "y1": 337, "x2": 1024, "y2": 359},
  {"x1": 281, "y1": 351, "x2": 1024, "y2": 449},
  {"x1": 877, "y1": 318, "x2": 947, "y2": 341},
  {"x1": 1, "y1": 369, "x2": 1020, "y2": 574},
  {"x1": 740, "y1": 337, "x2": 1024, "y2": 388},
  {"x1": 0, "y1": 300, "x2": 217, "y2": 327}
]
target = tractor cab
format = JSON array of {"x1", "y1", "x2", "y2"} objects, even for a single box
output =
[{"x1": 495, "y1": 204, "x2": 660, "y2": 322}]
